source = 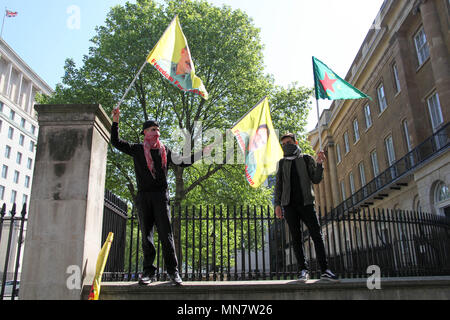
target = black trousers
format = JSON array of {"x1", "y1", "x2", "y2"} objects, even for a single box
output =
[
  {"x1": 136, "y1": 191, "x2": 178, "y2": 275},
  {"x1": 283, "y1": 204, "x2": 328, "y2": 273}
]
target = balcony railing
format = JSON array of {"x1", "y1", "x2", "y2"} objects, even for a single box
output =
[{"x1": 335, "y1": 122, "x2": 449, "y2": 213}]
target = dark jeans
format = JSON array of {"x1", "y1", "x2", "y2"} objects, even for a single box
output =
[
  {"x1": 136, "y1": 191, "x2": 178, "y2": 275},
  {"x1": 283, "y1": 204, "x2": 328, "y2": 273}
]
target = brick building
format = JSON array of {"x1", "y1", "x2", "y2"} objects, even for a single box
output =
[{"x1": 307, "y1": 0, "x2": 449, "y2": 217}]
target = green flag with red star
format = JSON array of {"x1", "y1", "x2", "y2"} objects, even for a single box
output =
[{"x1": 313, "y1": 56, "x2": 370, "y2": 100}]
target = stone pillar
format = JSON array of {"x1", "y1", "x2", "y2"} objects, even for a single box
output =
[
  {"x1": 326, "y1": 143, "x2": 340, "y2": 208},
  {"x1": 323, "y1": 162, "x2": 333, "y2": 212},
  {"x1": 420, "y1": 0, "x2": 450, "y2": 114},
  {"x1": 19, "y1": 104, "x2": 111, "y2": 300}
]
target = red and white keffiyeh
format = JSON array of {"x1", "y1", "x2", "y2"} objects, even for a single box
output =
[{"x1": 143, "y1": 131, "x2": 167, "y2": 178}]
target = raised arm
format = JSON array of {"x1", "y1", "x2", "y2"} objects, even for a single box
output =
[{"x1": 111, "y1": 108, "x2": 134, "y2": 156}]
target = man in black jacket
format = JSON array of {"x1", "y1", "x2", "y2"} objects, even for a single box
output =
[
  {"x1": 111, "y1": 108, "x2": 203, "y2": 286},
  {"x1": 274, "y1": 133, "x2": 338, "y2": 282}
]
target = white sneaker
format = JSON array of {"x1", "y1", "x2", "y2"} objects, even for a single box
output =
[
  {"x1": 298, "y1": 269, "x2": 310, "y2": 282},
  {"x1": 320, "y1": 269, "x2": 339, "y2": 282}
]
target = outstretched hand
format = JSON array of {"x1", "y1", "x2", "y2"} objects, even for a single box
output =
[
  {"x1": 112, "y1": 108, "x2": 120, "y2": 123},
  {"x1": 316, "y1": 150, "x2": 326, "y2": 164}
]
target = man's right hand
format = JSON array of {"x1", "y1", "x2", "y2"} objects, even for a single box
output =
[
  {"x1": 112, "y1": 108, "x2": 120, "y2": 123},
  {"x1": 275, "y1": 206, "x2": 283, "y2": 219}
]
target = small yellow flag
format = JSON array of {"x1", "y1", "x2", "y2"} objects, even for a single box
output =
[
  {"x1": 231, "y1": 97, "x2": 283, "y2": 188},
  {"x1": 146, "y1": 15, "x2": 208, "y2": 99},
  {"x1": 88, "y1": 232, "x2": 114, "y2": 300}
]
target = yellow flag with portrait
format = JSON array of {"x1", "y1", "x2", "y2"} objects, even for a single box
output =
[
  {"x1": 231, "y1": 97, "x2": 283, "y2": 188},
  {"x1": 146, "y1": 15, "x2": 208, "y2": 100}
]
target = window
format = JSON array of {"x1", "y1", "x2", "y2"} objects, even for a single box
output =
[
  {"x1": 349, "y1": 172, "x2": 355, "y2": 195},
  {"x1": 434, "y1": 182, "x2": 450, "y2": 217},
  {"x1": 29, "y1": 141, "x2": 35, "y2": 152},
  {"x1": 0, "y1": 102, "x2": 3, "y2": 113},
  {"x1": 336, "y1": 143, "x2": 342, "y2": 164},
  {"x1": 344, "y1": 132, "x2": 350, "y2": 154},
  {"x1": 10, "y1": 190, "x2": 16, "y2": 204},
  {"x1": 25, "y1": 175, "x2": 30, "y2": 188},
  {"x1": 5, "y1": 145, "x2": 11, "y2": 159},
  {"x1": 359, "y1": 162, "x2": 366, "y2": 186},
  {"x1": 20, "y1": 117, "x2": 26, "y2": 128},
  {"x1": 0, "y1": 185, "x2": 4, "y2": 200},
  {"x1": 0, "y1": 119, "x2": 2, "y2": 132},
  {"x1": 402, "y1": 120, "x2": 412, "y2": 152},
  {"x1": 1, "y1": 165, "x2": 7, "y2": 179},
  {"x1": 13, "y1": 170, "x2": 19, "y2": 184},
  {"x1": 31, "y1": 125, "x2": 36, "y2": 135},
  {"x1": 353, "y1": 119, "x2": 360, "y2": 143},
  {"x1": 414, "y1": 26, "x2": 430, "y2": 66},
  {"x1": 22, "y1": 194, "x2": 28, "y2": 205},
  {"x1": 19, "y1": 134, "x2": 25, "y2": 146},
  {"x1": 8, "y1": 127, "x2": 14, "y2": 139},
  {"x1": 385, "y1": 135, "x2": 396, "y2": 166},
  {"x1": 340, "y1": 181, "x2": 346, "y2": 201},
  {"x1": 392, "y1": 63, "x2": 401, "y2": 93},
  {"x1": 364, "y1": 105, "x2": 372, "y2": 129},
  {"x1": 427, "y1": 93, "x2": 443, "y2": 131},
  {"x1": 27, "y1": 158, "x2": 33, "y2": 170},
  {"x1": 9, "y1": 110, "x2": 15, "y2": 121},
  {"x1": 371, "y1": 150, "x2": 379, "y2": 177},
  {"x1": 16, "y1": 152, "x2": 22, "y2": 165},
  {"x1": 377, "y1": 84, "x2": 387, "y2": 112}
]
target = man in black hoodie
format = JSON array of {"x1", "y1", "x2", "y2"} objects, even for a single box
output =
[
  {"x1": 111, "y1": 108, "x2": 203, "y2": 286},
  {"x1": 274, "y1": 133, "x2": 338, "y2": 282}
]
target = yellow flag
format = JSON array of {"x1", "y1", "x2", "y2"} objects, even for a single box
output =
[
  {"x1": 146, "y1": 15, "x2": 208, "y2": 100},
  {"x1": 88, "y1": 232, "x2": 114, "y2": 300},
  {"x1": 231, "y1": 97, "x2": 283, "y2": 188}
]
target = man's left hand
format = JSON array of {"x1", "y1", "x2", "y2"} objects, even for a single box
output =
[{"x1": 317, "y1": 150, "x2": 326, "y2": 164}]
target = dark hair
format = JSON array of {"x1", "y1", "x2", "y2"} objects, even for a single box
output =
[
  {"x1": 281, "y1": 132, "x2": 296, "y2": 142},
  {"x1": 141, "y1": 120, "x2": 159, "y2": 135},
  {"x1": 257, "y1": 124, "x2": 270, "y2": 136}
]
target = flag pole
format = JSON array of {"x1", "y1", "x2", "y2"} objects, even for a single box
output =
[
  {"x1": 112, "y1": 59, "x2": 148, "y2": 113},
  {"x1": 1, "y1": 8, "x2": 6, "y2": 38},
  {"x1": 316, "y1": 98, "x2": 323, "y2": 151}
]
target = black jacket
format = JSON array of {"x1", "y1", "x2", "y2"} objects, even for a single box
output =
[
  {"x1": 274, "y1": 154, "x2": 323, "y2": 207},
  {"x1": 111, "y1": 122, "x2": 195, "y2": 192}
]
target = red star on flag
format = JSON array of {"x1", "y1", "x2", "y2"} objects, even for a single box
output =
[{"x1": 319, "y1": 72, "x2": 337, "y2": 93}]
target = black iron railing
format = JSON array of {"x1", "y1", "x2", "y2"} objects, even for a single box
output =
[
  {"x1": 335, "y1": 122, "x2": 449, "y2": 212},
  {"x1": 104, "y1": 205, "x2": 450, "y2": 282},
  {"x1": 0, "y1": 203, "x2": 27, "y2": 300}
]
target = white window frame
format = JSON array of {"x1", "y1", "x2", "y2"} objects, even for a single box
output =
[
  {"x1": 377, "y1": 84, "x2": 387, "y2": 113},
  {"x1": 349, "y1": 172, "x2": 355, "y2": 194},
  {"x1": 364, "y1": 105, "x2": 372, "y2": 129},
  {"x1": 359, "y1": 162, "x2": 366, "y2": 186},
  {"x1": 385, "y1": 135, "x2": 396, "y2": 166},
  {"x1": 434, "y1": 182, "x2": 450, "y2": 216},
  {"x1": 414, "y1": 26, "x2": 430, "y2": 66},
  {"x1": 371, "y1": 150, "x2": 380, "y2": 177},
  {"x1": 10, "y1": 190, "x2": 17, "y2": 204},
  {"x1": 1, "y1": 165, "x2": 8, "y2": 179},
  {"x1": 344, "y1": 132, "x2": 350, "y2": 154},
  {"x1": 0, "y1": 185, "x2": 4, "y2": 201},
  {"x1": 353, "y1": 119, "x2": 360, "y2": 143},
  {"x1": 5, "y1": 145, "x2": 11, "y2": 159},
  {"x1": 427, "y1": 92, "x2": 443, "y2": 131},
  {"x1": 8, "y1": 127, "x2": 14, "y2": 139},
  {"x1": 402, "y1": 120, "x2": 412, "y2": 152},
  {"x1": 13, "y1": 170, "x2": 20, "y2": 184},
  {"x1": 336, "y1": 143, "x2": 342, "y2": 164},
  {"x1": 392, "y1": 63, "x2": 401, "y2": 93},
  {"x1": 340, "y1": 180, "x2": 346, "y2": 201}
]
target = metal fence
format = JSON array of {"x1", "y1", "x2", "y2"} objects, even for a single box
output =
[
  {"x1": 106, "y1": 205, "x2": 450, "y2": 282},
  {"x1": 0, "y1": 190, "x2": 129, "y2": 300}
]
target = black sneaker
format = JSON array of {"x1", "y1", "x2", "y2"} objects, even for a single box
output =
[
  {"x1": 320, "y1": 269, "x2": 339, "y2": 282},
  {"x1": 168, "y1": 271, "x2": 183, "y2": 286},
  {"x1": 139, "y1": 273, "x2": 157, "y2": 285},
  {"x1": 298, "y1": 269, "x2": 310, "y2": 282}
]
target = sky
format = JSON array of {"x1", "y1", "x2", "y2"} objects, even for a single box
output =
[{"x1": 1, "y1": 0, "x2": 385, "y2": 132}]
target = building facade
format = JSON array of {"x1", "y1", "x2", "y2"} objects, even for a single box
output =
[
  {"x1": 0, "y1": 38, "x2": 53, "y2": 210},
  {"x1": 0, "y1": 38, "x2": 52, "y2": 281},
  {"x1": 307, "y1": 0, "x2": 449, "y2": 217}
]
